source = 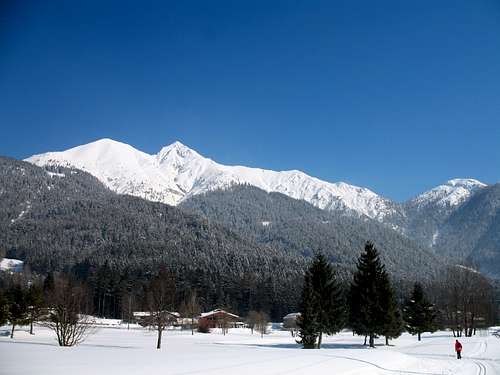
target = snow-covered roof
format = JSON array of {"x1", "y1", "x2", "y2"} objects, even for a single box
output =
[
  {"x1": 0, "y1": 258, "x2": 24, "y2": 273},
  {"x1": 133, "y1": 311, "x2": 180, "y2": 318},
  {"x1": 200, "y1": 309, "x2": 239, "y2": 319},
  {"x1": 283, "y1": 312, "x2": 301, "y2": 320}
]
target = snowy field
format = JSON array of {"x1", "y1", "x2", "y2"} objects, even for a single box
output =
[{"x1": 1, "y1": 325, "x2": 499, "y2": 375}]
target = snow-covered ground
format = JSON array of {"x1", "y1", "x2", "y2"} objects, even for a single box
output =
[{"x1": 1, "y1": 325, "x2": 499, "y2": 375}]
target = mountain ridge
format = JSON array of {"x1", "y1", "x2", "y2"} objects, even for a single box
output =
[{"x1": 26, "y1": 138, "x2": 486, "y2": 222}]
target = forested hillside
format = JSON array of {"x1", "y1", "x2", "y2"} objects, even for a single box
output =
[
  {"x1": 180, "y1": 185, "x2": 445, "y2": 279},
  {"x1": 433, "y1": 184, "x2": 500, "y2": 277},
  {"x1": 0, "y1": 157, "x2": 304, "y2": 318}
]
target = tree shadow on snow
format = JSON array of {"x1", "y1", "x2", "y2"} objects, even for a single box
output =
[
  {"x1": 0, "y1": 340, "x2": 57, "y2": 347},
  {"x1": 80, "y1": 343, "x2": 138, "y2": 349},
  {"x1": 0, "y1": 339, "x2": 137, "y2": 349},
  {"x1": 220, "y1": 342, "x2": 368, "y2": 350}
]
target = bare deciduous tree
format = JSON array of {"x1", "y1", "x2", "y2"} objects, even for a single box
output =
[
  {"x1": 436, "y1": 266, "x2": 495, "y2": 337},
  {"x1": 147, "y1": 268, "x2": 176, "y2": 349},
  {"x1": 180, "y1": 289, "x2": 201, "y2": 335},
  {"x1": 255, "y1": 311, "x2": 269, "y2": 338},
  {"x1": 42, "y1": 276, "x2": 95, "y2": 346},
  {"x1": 246, "y1": 310, "x2": 260, "y2": 335}
]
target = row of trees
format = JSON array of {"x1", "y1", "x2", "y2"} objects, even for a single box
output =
[
  {"x1": 434, "y1": 266, "x2": 496, "y2": 337},
  {"x1": 296, "y1": 242, "x2": 496, "y2": 349},
  {"x1": 0, "y1": 267, "x2": 269, "y2": 349},
  {"x1": 0, "y1": 273, "x2": 95, "y2": 346},
  {"x1": 0, "y1": 283, "x2": 44, "y2": 338},
  {"x1": 1, "y1": 242, "x2": 496, "y2": 349}
]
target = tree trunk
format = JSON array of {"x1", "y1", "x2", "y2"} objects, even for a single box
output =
[
  {"x1": 30, "y1": 319, "x2": 34, "y2": 335},
  {"x1": 191, "y1": 317, "x2": 194, "y2": 335},
  {"x1": 418, "y1": 332, "x2": 421, "y2": 341},
  {"x1": 317, "y1": 331, "x2": 323, "y2": 349},
  {"x1": 10, "y1": 324, "x2": 15, "y2": 339},
  {"x1": 369, "y1": 334, "x2": 374, "y2": 348},
  {"x1": 156, "y1": 327, "x2": 163, "y2": 349},
  {"x1": 127, "y1": 295, "x2": 131, "y2": 330},
  {"x1": 363, "y1": 335, "x2": 367, "y2": 346},
  {"x1": 385, "y1": 336, "x2": 389, "y2": 346}
]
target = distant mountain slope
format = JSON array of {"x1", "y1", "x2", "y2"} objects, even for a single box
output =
[
  {"x1": 26, "y1": 138, "x2": 399, "y2": 220},
  {"x1": 0, "y1": 157, "x2": 305, "y2": 312},
  {"x1": 22, "y1": 139, "x2": 498, "y2": 277},
  {"x1": 396, "y1": 179, "x2": 487, "y2": 248},
  {"x1": 431, "y1": 184, "x2": 500, "y2": 277},
  {"x1": 180, "y1": 185, "x2": 445, "y2": 279}
]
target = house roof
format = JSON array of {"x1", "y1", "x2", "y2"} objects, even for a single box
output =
[
  {"x1": 200, "y1": 309, "x2": 239, "y2": 319},
  {"x1": 133, "y1": 311, "x2": 180, "y2": 318}
]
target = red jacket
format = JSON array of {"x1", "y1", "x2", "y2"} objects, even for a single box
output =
[{"x1": 455, "y1": 341, "x2": 462, "y2": 352}]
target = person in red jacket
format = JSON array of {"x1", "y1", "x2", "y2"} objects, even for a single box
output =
[{"x1": 455, "y1": 339, "x2": 462, "y2": 359}]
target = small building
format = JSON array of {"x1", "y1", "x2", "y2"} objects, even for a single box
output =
[
  {"x1": 133, "y1": 311, "x2": 180, "y2": 327},
  {"x1": 198, "y1": 309, "x2": 240, "y2": 329},
  {"x1": 283, "y1": 312, "x2": 301, "y2": 337}
]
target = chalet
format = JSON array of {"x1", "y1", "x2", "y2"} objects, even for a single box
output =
[{"x1": 198, "y1": 309, "x2": 240, "y2": 329}]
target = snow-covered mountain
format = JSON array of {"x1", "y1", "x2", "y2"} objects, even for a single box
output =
[
  {"x1": 396, "y1": 178, "x2": 488, "y2": 249},
  {"x1": 26, "y1": 138, "x2": 398, "y2": 219},
  {"x1": 407, "y1": 179, "x2": 487, "y2": 210}
]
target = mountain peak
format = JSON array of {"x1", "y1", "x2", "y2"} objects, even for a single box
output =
[
  {"x1": 409, "y1": 178, "x2": 487, "y2": 209},
  {"x1": 156, "y1": 141, "x2": 202, "y2": 164},
  {"x1": 446, "y1": 178, "x2": 486, "y2": 188}
]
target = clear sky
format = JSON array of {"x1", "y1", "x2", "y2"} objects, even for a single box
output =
[{"x1": 1, "y1": 0, "x2": 499, "y2": 201}]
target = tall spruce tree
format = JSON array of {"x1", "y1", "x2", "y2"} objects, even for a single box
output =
[
  {"x1": 403, "y1": 283, "x2": 436, "y2": 341},
  {"x1": 296, "y1": 271, "x2": 319, "y2": 348},
  {"x1": 25, "y1": 285, "x2": 45, "y2": 335},
  {"x1": 379, "y1": 272, "x2": 404, "y2": 345},
  {"x1": 310, "y1": 254, "x2": 345, "y2": 348},
  {"x1": 297, "y1": 254, "x2": 345, "y2": 349},
  {"x1": 6, "y1": 285, "x2": 29, "y2": 339},
  {"x1": 349, "y1": 241, "x2": 387, "y2": 348}
]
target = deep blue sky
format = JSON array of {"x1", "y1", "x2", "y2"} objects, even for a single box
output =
[{"x1": 1, "y1": 1, "x2": 499, "y2": 201}]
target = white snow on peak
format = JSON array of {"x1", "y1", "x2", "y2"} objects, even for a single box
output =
[
  {"x1": 26, "y1": 138, "x2": 397, "y2": 219},
  {"x1": 410, "y1": 178, "x2": 486, "y2": 209}
]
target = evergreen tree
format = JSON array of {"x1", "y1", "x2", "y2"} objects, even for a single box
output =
[
  {"x1": 296, "y1": 272, "x2": 319, "y2": 349},
  {"x1": 309, "y1": 254, "x2": 345, "y2": 348},
  {"x1": 297, "y1": 254, "x2": 345, "y2": 349},
  {"x1": 403, "y1": 283, "x2": 436, "y2": 341},
  {"x1": 379, "y1": 272, "x2": 404, "y2": 345},
  {"x1": 25, "y1": 285, "x2": 45, "y2": 335},
  {"x1": 6, "y1": 285, "x2": 29, "y2": 339},
  {"x1": 349, "y1": 241, "x2": 387, "y2": 347},
  {"x1": 0, "y1": 291, "x2": 9, "y2": 327},
  {"x1": 43, "y1": 272, "x2": 55, "y2": 296}
]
